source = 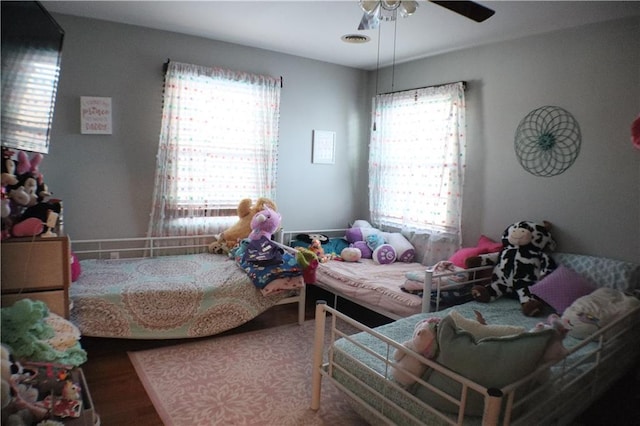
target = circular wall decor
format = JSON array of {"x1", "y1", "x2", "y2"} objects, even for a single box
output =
[{"x1": 514, "y1": 106, "x2": 581, "y2": 177}]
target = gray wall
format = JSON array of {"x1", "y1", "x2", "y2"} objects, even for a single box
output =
[
  {"x1": 44, "y1": 14, "x2": 369, "y2": 241},
  {"x1": 43, "y1": 14, "x2": 639, "y2": 262},
  {"x1": 370, "y1": 17, "x2": 640, "y2": 262}
]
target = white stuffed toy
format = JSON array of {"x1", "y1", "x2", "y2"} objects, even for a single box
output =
[
  {"x1": 391, "y1": 317, "x2": 441, "y2": 386},
  {"x1": 561, "y1": 288, "x2": 640, "y2": 339},
  {"x1": 345, "y1": 220, "x2": 415, "y2": 263}
]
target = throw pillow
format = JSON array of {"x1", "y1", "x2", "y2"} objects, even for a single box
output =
[
  {"x1": 529, "y1": 265, "x2": 595, "y2": 315},
  {"x1": 449, "y1": 235, "x2": 502, "y2": 268},
  {"x1": 415, "y1": 311, "x2": 553, "y2": 416}
]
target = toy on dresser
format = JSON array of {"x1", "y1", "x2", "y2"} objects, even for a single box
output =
[{"x1": 1, "y1": 148, "x2": 61, "y2": 240}]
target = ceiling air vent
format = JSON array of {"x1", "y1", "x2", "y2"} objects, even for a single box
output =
[{"x1": 341, "y1": 34, "x2": 370, "y2": 44}]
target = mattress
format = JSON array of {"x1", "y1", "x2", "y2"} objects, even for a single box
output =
[
  {"x1": 314, "y1": 259, "x2": 428, "y2": 317},
  {"x1": 70, "y1": 253, "x2": 300, "y2": 339},
  {"x1": 329, "y1": 299, "x2": 640, "y2": 425}
]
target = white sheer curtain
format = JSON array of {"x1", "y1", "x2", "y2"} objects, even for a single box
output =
[
  {"x1": 369, "y1": 82, "x2": 466, "y2": 264},
  {"x1": 147, "y1": 61, "x2": 280, "y2": 238}
]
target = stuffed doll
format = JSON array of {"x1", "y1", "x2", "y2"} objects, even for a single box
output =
[
  {"x1": 308, "y1": 239, "x2": 329, "y2": 263},
  {"x1": 391, "y1": 317, "x2": 441, "y2": 386},
  {"x1": 471, "y1": 220, "x2": 557, "y2": 316},
  {"x1": 208, "y1": 197, "x2": 277, "y2": 254},
  {"x1": 242, "y1": 207, "x2": 283, "y2": 266},
  {"x1": 248, "y1": 207, "x2": 281, "y2": 241}
]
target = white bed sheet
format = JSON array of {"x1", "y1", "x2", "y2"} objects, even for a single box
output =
[{"x1": 313, "y1": 259, "x2": 427, "y2": 317}]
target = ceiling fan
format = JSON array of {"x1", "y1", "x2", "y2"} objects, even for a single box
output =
[{"x1": 358, "y1": 0, "x2": 495, "y2": 30}]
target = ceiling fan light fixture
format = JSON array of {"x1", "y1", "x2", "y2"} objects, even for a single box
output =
[
  {"x1": 360, "y1": 0, "x2": 380, "y2": 14},
  {"x1": 399, "y1": 1, "x2": 418, "y2": 16},
  {"x1": 382, "y1": 0, "x2": 400, "y2": 9}
]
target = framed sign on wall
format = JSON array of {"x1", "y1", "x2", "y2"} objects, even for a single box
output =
[
  {"x1": 80, "y1": 96, "x2": 112, "y2": 134},
  {"x1": 312, "y1": 130, "x2": 335, "y2": 164}
]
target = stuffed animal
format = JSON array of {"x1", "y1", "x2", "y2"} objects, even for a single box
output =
[
  {"x1": 391, "y1": 317, "x2": 441, "y2": 386},
  {"x1": 296, "y1": 247, "x2": 319, "y2": 284},
  {"x1": 561, "y1": 288, "x2": 640, "y2": 339},
  {"x1": 530, "y1": 314, "x2": 570, "y2": 364},
  {"x1": 208, "y1": 197, "x2": 277, "y2": 254},
  {"x1": 308, "y1": 239, "x2": 329, "y2": 263},
  {"x1": 1, "y1": 149, "x2": 60, "y2": 240},
  {"x1": 241, "y1": 207, "x2": 283, "y2": 266},
  {"x1": 471, "y1": 220, "x2": 557, "y2": 316},
  {"x1": 349, "y1": 241, "x2": 372, "y2": 259},
  {"x1": 340, "y1": 247, "x2": 362, "y2": 262},
  {"x1": 248, "y1": 207, "x2": 281, "y2": 241},
  {"x1": 1, "y1": 344, "x2": 48, "y2": 425},
  {"x1": 345, "y1": 220, "x2": 415, "y2": 263},
  {"x1": 0, "y1": 299, "x2": 87, "y2": 367}
]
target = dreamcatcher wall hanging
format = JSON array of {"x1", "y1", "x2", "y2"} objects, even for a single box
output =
[{"x1": 514, "y1": 105, "x2": 581, "y2": 177}]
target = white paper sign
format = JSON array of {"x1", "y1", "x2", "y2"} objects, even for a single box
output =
[
  {"x1": 312, "y1": 130, "x2": 335, "y2": 164},
  {"x1": 81, "y1": 96, "x2": 112, "y2": 134}
]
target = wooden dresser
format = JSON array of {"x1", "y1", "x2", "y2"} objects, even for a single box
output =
[{"x1": 1, "y1": 235, "x2": 71, "y2": 318}]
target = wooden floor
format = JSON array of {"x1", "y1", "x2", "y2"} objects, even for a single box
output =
[{"x1": 82, "y1": 286, "x2": 640, "y2": 426}]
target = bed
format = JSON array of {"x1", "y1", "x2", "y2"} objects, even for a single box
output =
[
  {"x1": 282, "y1": 229, "x2": 493, "y2": 319},
  {"x1": 70, "y1": 234, "x2": 305, "y2": 339},
  {"x1": 310, "y1": 252, "x2": 640, "y2": 425}
]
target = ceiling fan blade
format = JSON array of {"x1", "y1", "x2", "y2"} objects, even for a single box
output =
[
  {"x1": 358, "y1": 12, "x2": 380, "y2": 30},
  {"x1": 430, "y1": 1, "x2": 495, "y2": 22}
]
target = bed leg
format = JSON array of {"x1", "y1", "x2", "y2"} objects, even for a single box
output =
[
  {"x1": 298, "y1": 284, "x2": 306, "y2": 325},
  {"x1": 482, "y1": 388, "x2": 503, "y2": 426},
  {"x1": 423, "y1": 267, "x2": 434, "y2": 313},
  {"x1": 311, "y1": 301, "x2": 327, "y2": 411}
]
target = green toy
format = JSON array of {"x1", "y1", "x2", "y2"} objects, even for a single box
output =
[{"x1": 1, "y1": 299, "x2": 86, "y2": 366}]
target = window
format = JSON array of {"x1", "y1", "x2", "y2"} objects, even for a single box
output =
[
  {"x1": 148, "y1": 61, "x2": 281, "y2": 237},
  {"x1": 368, "y1": 82, "x2": 466, "y2": 238}
]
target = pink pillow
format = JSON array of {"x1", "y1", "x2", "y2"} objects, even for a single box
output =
[
  {"x1": 529, "y1": 265, "x2": 595, "y2": 314},
  {"x1": 477, "y1": 235, "x2": 503, "y2": 253},
  {"x1": 449, "y1": 235, "x2": 502, "y2": 268},
  {"x1": 11, "y1": 217, "x2": 43, "y2": 237},
  {"x1": 449, "y1": 246, "x2": 486, "y2": 268}
]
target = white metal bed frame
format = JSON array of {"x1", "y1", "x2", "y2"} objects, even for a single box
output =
[
  {"x1": 71, "y1": 233, "x2": 306, "y2": 325},
  {"x1": 281, "y1": 229, "x2": 493, "y2": 318},
  {"x1": 311, "y1": 299, "x2": 640, "y2": 426}
]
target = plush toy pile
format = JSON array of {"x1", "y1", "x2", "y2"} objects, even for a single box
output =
[
  {"x1": 470, "y1": 220, "x2": 557, "y2": 316},
  {"x1": 345, "y1": 220, "x2": 415, "y2": 264},
  {"x1": 231, "y1": 207, "x2": 306, "y2": 289},
  {"x1": 0, "y1": 299, "x2": 87, "y2": 367},
  {"x1": 1, "y1": 299, "x2": 87, "y2": 426},
  {"x1": 208, "y1": 197, "x2": 277, "y2": 254},
  {"x1": 1, "y1": 148, "x2": 61, "y2": 240}
]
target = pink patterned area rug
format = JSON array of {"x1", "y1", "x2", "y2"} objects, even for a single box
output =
[{"x1": 128, "y1": 320, "x2": 368, "y2": 425}]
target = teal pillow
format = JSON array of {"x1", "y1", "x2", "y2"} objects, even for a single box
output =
[{"x1": 415, "y1": 311, "x2": 553, "y2": 416}]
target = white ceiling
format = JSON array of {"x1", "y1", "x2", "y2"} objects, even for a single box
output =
[{"x1": 41, "y1": 1, "x2": 640, "y2": 70}]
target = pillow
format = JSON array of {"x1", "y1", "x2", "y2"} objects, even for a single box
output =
[
  {"x1": 449, "y1": 246, "x2": 486, "y2": 268},
  {"x1": 448, "y1": 235, "x2": 502, "y2": 268},
  {"x1": 415, "y1": 311, "x2": 553, "y2": 416},
  {"x1": 477, "y1": 235, "x2": 503, "y2": 253},
  {"x1": 561, "y1": 287, "x2": 640, "y2": 339},
  {"x1": 529, "y1": 265, "x2": 595, "y2": 314}
]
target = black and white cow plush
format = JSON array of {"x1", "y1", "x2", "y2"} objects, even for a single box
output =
[{"x1": 471, "y1": 220, "x2": 557, "y2": 316}]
